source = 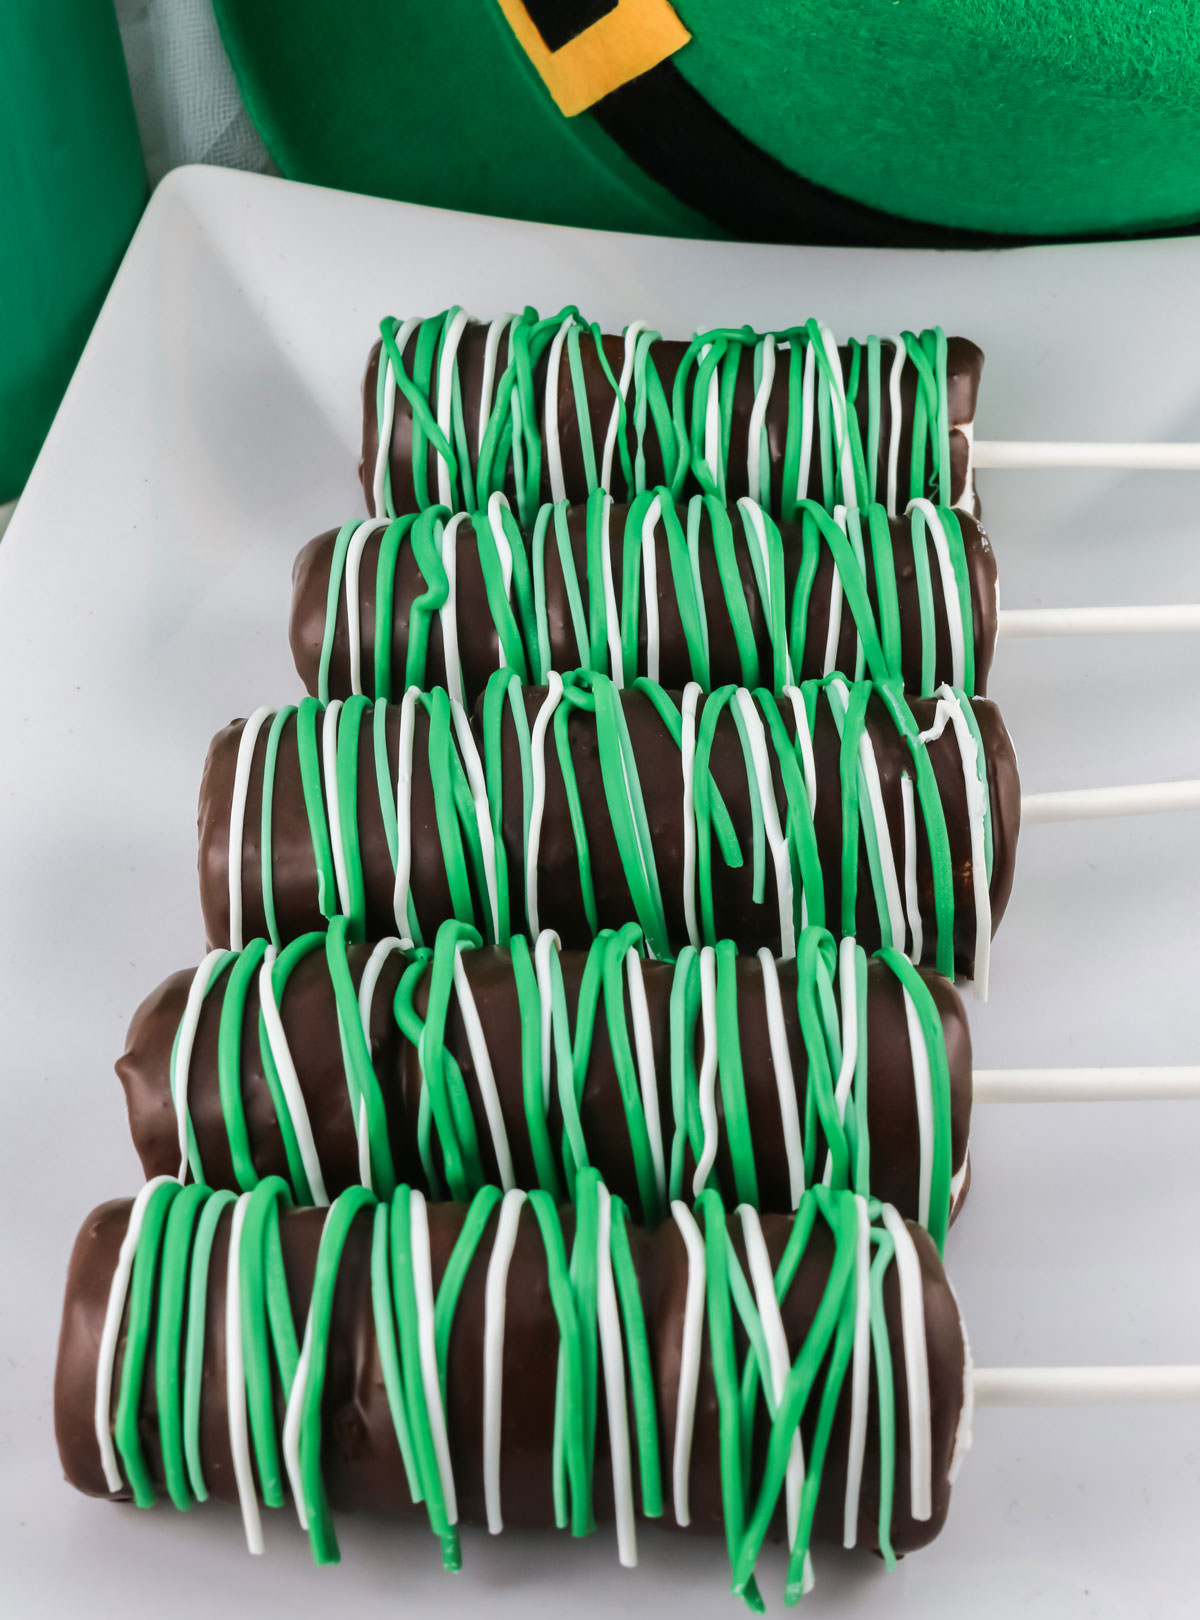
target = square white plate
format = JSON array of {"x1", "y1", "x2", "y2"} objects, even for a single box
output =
[{"x1": 2, "y1": 165, "x2": 1198, "y2": 1619}]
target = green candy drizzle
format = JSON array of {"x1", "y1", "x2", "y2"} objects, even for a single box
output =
[
  {"x1": 317, "y1": 490, "x2": 978, "y2": 705},
  {"x1": 244, "y1": 694, "x2": 497, "y2": 950},
  {"x1": 487, "y1": 670, "x2": 990, "y2": 973},
  {"x1": 98, "y1": 1178, "x2": 934, "y2": 1604},
  {"x1": 163, "y1": 919, "x2": 956, "y2": 1247},
  {"x1": 374, "y1": 310, "x2": 953, "y2": 524}
]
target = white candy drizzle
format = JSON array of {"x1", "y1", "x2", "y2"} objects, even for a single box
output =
[
  {"x1": 97, "y1": 1172, "x2": 959, "y2": 1597},
  {"x1": 885, "y1": 337, "x2": 906, "y2": 516},
  {"x1": 669, "y1": 1201, "x2": 707, "y2": 1527},
  {"x1": 357, "y1": 1097, "x2": 373, "y2": 1193},
  {"x1": 746, "y1": 334, "x2": 776, "y2": 506},
  {"x1": 880, "y1": 1206, "x2": 933, "y2": 1521},
  {"x1": 813, "y1": 328, "x2": 858, "y2": 517},
  {"x1": 794, "y1": 339, "x2": 817, "y2": 507},
  {"x1": 391, "y1": 687, "x2": 421, "y2": 943},
  {"x1": 356, "y1": 937, "x2": 405, "y2": 1048},
  {"x1": 700, "y1": 342, "x2": 721, "y2": 492},
  {"x1": 781, "y1": 683, "x2": 819, "y2": 806},
  {"x1": 778, "y1": 686, "x2": 816, "y2": 930},
  {"x1": 544, "y1": 315, "x2": 574, "y2": 505},
  {"x1": 259, "y1": 945, "x2": 329, "y2": 1206},
  {"x1": 343, "y1": 519, "x2": 387, "y2": 696},
  {"x1": 595, "y1": 1183, "x2": 637, "y2": 1567},
  {"x1": 900, "y1": 771, "x2": 923, "y2": 963},
  {"x1": 821, "y1": 937, "x2": 860, "y2": 1187},
  {"x1": 822, "y1": 506, "x2": 849, "y2": 677},
  {"x1": 322, "y1": 701, "x2": 350, "y2": 918},
  {"x1": 435, "y1": 308, "x2": 470, "y2": 509},
  {"x1": 679, "y1": 681, "x2": 702, "y2": 948},
  {"x1": 525, "y1": 671, "x2": 564, "y2": 936},
  {"x1": 171, "y1": 949, "x2": 229, "y2": 1180},
  {"x1": 437, "y1": 512, "x2": 468, "y2": 708},
  {"x1": 227, "y1": 706, "x2": 272, "y2": 950},
  {"x1": 452, "y1": 941, "x2": 515, "y2": 1189},
  {"x1": 376, "y1": 314, "x2": 954, "y2": 526},
  {"x1": 600, "y1": 321, "x2": 651, "y2": 493},
  {"x1": 449, "y1": 697, "x2": 501, "y2": 941},
  {"x1": 841, "y1": 1194, "x2": 873, "y2": 1549},
  {"x1": 919, "y1": 687, "x2": 993, "y2": 997},
  {"x1": 410, "y1": 1189, "x2": 459, "y2": 1524},
  {"x1": 639, "y1": 493, "x2": 662, "y2": 685},
  {"x1": 483, "y1": 1188, "x2": 527, "y2": 1532},
  {"x1": 478, "y1": 317, "x2": 516, "y2": 459},
  {"x1": 532, "y1": 928, "x2": 562, "y2": 1113},
  {"x1": 624, "y1": 949, "x2": 667, "y2": 1210},
  {"x1": 757, "y1": 947, "x2": 806, "y2": 1204},
  {"x1": 739, "y1": 1205, "x2": 811, "y2": 1590},
  {"x1": 737, "y1": 496, "x2": 795, "y2": 686},
  {"x1": 692, "y1": 946, "x2": 720, "y2": 1195},
  {"x1": 908, "y1": 498, "x2": 967, "y2": 689},
  {"x1": 283, "y1": 1301, "x2": 314, "y2": 1530},
  {"x1": 286, "y1": 1191, "x2": 461, "y2": 1542},
  {"x1": 733, "y1": 689, "x2": 796, "y2": 958},
  {"x1": 93, "y1": 1177, "x2": 177, "y2": 1493},
  {"x1": 485, "y1": 491, "x2": 517, "y2": 608},
  {"x1": 225, "y1": 1193, "x2": 264, "y2": 1553}
]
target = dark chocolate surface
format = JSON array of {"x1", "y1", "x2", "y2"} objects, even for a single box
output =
[
  {"x1": 197, "y1": 686, "x2": 1020, "y2": 976},
  {"x1": 56, "y1": 1194, "x2": 966, "y2": 1559},
  {"x1": 120, "y1": 945, "x2": 972, "y2": 1224},
  {"x1": 290, "y1": 502, "x2": 998, "y2": 704},
  {"x1": 197, "y1": 702, "x2": 479, "y2": 949},
  {"x1": 360, "y1": 326, "x2": 983, "y2": 518},
  {"x1": 492, "y1": 687, "x2": 1019, "y2": 972}
]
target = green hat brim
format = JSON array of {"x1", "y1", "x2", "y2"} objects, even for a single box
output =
[
  {"x1": 214, "y1": 0, "x2": 1200, "y2": 241},
  {"x1": 212, "y1": 0, "x2": 711, "y2": 237}
]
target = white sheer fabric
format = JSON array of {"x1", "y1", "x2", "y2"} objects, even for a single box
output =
[{"x1": 115, "y1": 0, "x2": 273, "y2": 183}]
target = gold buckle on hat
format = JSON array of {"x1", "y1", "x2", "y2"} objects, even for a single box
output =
[{"x1": 494, "y1": 0, "x2": 690, "y2": 116}]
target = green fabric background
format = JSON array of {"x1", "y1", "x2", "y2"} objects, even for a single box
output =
[
  {"x1": 1, "y1": 1, "x2": 146, "y2": 498},
  {"x1": 674, "y1": 0, "x2": 1200, "y2": 235},
  {"x1": 213, "y1": 0, "x2": 1200, "y2": 240}
]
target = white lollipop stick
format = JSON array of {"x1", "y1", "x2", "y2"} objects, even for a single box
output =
[
  {"x1": 973, "y1": 1365, "x2": 1200, "y2": 1405},
  {"x1": 974, "y1": 441, "x2": 1200, "y2": 471},
  {"x1": 999, "y1": 604, "x2": 1200, "y2": 637},
  {"x1": 973, "y1": 1066, "x2": 1200, "y2": 1104},
  {"x1": 1021, "y1": 780, "x2": 1200, "y2": 823}
]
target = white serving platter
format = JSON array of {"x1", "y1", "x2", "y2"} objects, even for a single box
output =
[{"x1": 1, "y1": 165, "x2": 1198, "y2": 1619}]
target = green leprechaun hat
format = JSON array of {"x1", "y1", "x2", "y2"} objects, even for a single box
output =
[{"x1": 212, "y1": 0, "x2": 1200, "y2": 243}]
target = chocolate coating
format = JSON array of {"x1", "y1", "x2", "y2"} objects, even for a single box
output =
[
  {"x1": 360, "y1": 326, "x2": 983, "y2": 518},
  {"x1": 119, "y1": 943, "x2": 972, "y2": 1224},
  {"x1": 492, "y1": 687, "x2": 1019, "y2": 973},
  {"x1": 56, "y1": 1194, "x2": 966, "y2": 1559},
  {"x1": 197, "y1": 685, "x2": 1020, "y2": 977},
  {"x1": 197, "y1": 702, "x2": 485, "y2": 948},
  {"x1": 290, "y1": 503, "x2": 999, "y2": 704}
]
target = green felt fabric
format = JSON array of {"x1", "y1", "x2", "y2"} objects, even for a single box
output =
[
  {"x1": 674, "y1": 0, "x2": 1200, "y2": 235},
  {"x1": 211, "y1": 0, "x2": 708, "y2": 236},
  {"x1": 213, "y1": 0, "x2": 1200, "y2": 240},
  {"x1": 0, "y1": 1, "x2": 145, "y2": 498}
]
